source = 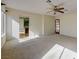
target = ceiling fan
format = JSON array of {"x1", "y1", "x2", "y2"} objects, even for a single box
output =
[{"x1": 46, "y1": 0, "x2": 65, "y2": 15}]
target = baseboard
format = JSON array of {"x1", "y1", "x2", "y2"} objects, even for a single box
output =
[{"x1": 60, "y1": 34, "x2": 77, "y2": 39}]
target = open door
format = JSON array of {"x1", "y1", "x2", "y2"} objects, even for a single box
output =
[
  {"x1": 55, "y1": 19, "x2": 60, "y2": 34},
  {"x1": 19, "y1": 17, "x2": 29, "y2": 38}
]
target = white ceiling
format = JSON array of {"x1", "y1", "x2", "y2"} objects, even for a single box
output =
[{"x1": 2, "y1": 0, "x2": 77, "y2": 16}]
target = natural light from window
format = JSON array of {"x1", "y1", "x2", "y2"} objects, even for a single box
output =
[
  {"x1": 42, "y1": 44, "x2": 76, "y2": 59},
  {"x1": 18, "y1": 30, "x2": 39, "y2": 42}
]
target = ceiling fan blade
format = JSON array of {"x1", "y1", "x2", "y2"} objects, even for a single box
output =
[
  {"x1": 1, "y1": 3, "x2": 6, "y2": 5},
  {"x1": 58, "y1": 11, "x2": 64, "y2": 13},
  {"x1": 57, "y1": 8, "x2": 64, "y2": 10}
]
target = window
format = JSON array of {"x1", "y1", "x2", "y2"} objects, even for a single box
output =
[{"x1": 1, "y1": 11, "x2": 6, "y2": 36}]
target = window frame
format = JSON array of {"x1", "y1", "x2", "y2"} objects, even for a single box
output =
[{"x1": 1, "y1": 10, "x2": 6, "y2": 37}]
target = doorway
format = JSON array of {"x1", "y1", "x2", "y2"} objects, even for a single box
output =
[
  {"x1": 55, "y1": 19, "x2": 60, "y2": 34},
  {"x1": 19, "y1": 17, "x2": 29, "y2": 38}
]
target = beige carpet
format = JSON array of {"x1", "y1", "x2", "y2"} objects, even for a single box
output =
[{"x1": 1, "y1": 34, "x2": 77, "y2": 59}]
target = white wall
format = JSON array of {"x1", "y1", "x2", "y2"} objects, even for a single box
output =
[
  {"x1": 7, "y1": 8, "x2": 42, "y2": 39},
  {"x1": 56, "y1": 12, "x2": 77, "y2": 37},
  {"x1": 6, "y1": 15, "x2": 12, "y2": 40},
  {"x1": 29, "y1": 14, "x2": 42, "y2": 36},
  {"x1": 6, "y1": 15, "x2": 20, "y2": 40},
  {"x1": 6, "y1": 8, "x2": 55, "y2": 39},
  {"x1": 12, "y1": 16, "x2": 19, "y2": 39},
  {"x1": 44, "y1": 15, "x2": 55, "y2": 35}
]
